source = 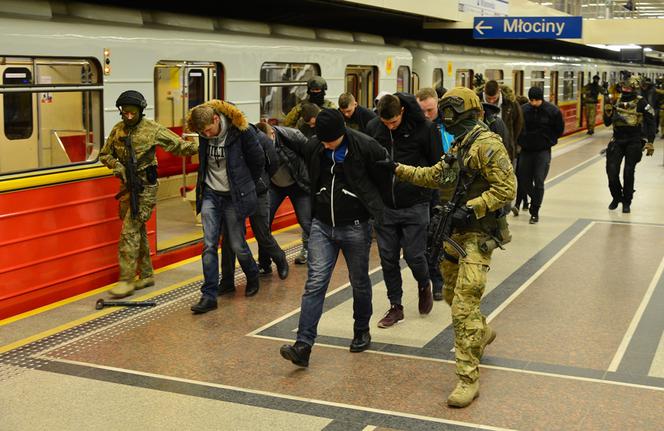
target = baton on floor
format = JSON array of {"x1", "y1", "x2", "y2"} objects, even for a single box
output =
[{"x1": 95, "y1": 298, "x2": 156, "y2": 310}]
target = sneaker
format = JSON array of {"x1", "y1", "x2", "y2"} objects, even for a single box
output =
[
  {"x1": 349, "y1": 330, "x2": 371, "y2": 352},
  {"x1": 280, "y1": 341, "x2": 311, "y2": 367},
  {"x1": 109, "y1": 281, "x2": 134, "y2": 298},
  {"x1": 134, "y1": 277, "x2": 154, "y2": 290},
  {"x1": 418, "y1": 281, "x2": 433, "y2": 314},
  {"x1": 433, "y1": 288, "x2": 444, "y2": 301},
  {"x1": 479, "y1": 325, "x2": 496, "y2": 357},
  {"x1": 447, "y1": 380, "x2": 480, "y2": 408},
  {"x1": 608, "y1": 198, "x2": 621, "y2": 210},
  {"x1": 294, "y1": 248, "x2": 308, "y2": 265},
  {"x1": 522, "y1": 202, "x2": 529, "y2": 211},
  {"x1": 377, "y1": 304, "x2": 404, "y2": 328},
  {"x1": 529, "y1": 215, "x2": 539, "y2": 224}
]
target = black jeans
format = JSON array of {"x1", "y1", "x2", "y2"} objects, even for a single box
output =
[
  {"x1": 605, "y1": 139, "x2": 643, "y2": 204},
  {"x1": 221, "y1": 192, "x2": 285, "y2": 282},
  {"x1": 517, "y1": 149, "x2": 551, "y2": 217},
  {"x1": 374, "y1": 202, "x2": 430, "y2": 305}
]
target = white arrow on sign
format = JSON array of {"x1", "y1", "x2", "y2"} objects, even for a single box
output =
[{"x1": 474, "y1": 20, "x2": 493, "y2": 35}]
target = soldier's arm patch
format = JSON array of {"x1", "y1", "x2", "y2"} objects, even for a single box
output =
[{"x1": 498, "y1": 156, "x2": 511, "y2": 173}]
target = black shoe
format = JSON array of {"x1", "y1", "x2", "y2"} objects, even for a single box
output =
[
  {"x1": 276, "y1": 257, "x2": 289, "y2": 280},
  {"x1": 191, "y1": 297, "x2": 217, "y2": 314},
  {"x1": 522, "y1": 202, "x2": 529, "y2": 211},
  {"x1": 245, "y1": 277, "x2": 260, "y2": 297},
  {"x1": 622, "y1": 203, "x2": 631, "y2": 213},
  {"x1": 280, "y1": 341, "x2": 311, "y2": 367},
  {"x1": 608, "y1": 198, "x2": 621, "y2": 210},
  {"x1": 349, "y1": 330, "x2": 371, "y2": 352},
  {"x1": 433, "y1": 289, "x2": 444, "y2": 301},
  {"x1": 217, "y1": 281, "x2": 236, "y2": 296},
  {"x1": 258, "y1": 266, "x2": 272, "y2": 276},
  {"x1": 529, "y1": 215, "x2": 539, "y2": 224}
]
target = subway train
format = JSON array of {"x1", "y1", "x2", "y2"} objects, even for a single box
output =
[{"x1": 1, "y1": 3, "x2": 663, "y2": 318}]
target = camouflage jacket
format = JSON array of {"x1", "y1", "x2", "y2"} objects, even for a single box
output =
[
  {"x1": 100, "y1": 118, "x2": 198, "y2": 173},
  {"x1": 283, "y1": 98, "x2": 336, "y2": 127},
  {"x1": 395, "y1": 125, "x2": 515, "y2": 219}
]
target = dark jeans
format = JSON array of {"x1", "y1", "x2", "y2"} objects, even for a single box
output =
[
  {"x1": 606, "y1": 139, "x2": 643, "y2": 204},
  {"x1": 296, "y1": 218, "x2": 372, "y2": 346},
  {"x1": 374, "y1": 202, "x2": 430, "y2": 305},
  {"x1": 259, "y1": 183, "x2": 312, "y2": 268},
  {"x1": 222, "y1": 192, "x2": 285, "y2": 281},
  {"x1": 200, "y1": 188, "x2": 258, "y2": 300},
  {"x1": 517, "y1": 149, "x2": 551, "y2": 217},
  {"x1": 514, "y1": 155, "x2": 529, "y2": 208}
]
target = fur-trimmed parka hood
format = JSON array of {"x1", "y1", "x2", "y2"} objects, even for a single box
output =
[{"x1": 186, "y1": 99, "x2": 249, "y2": 133}]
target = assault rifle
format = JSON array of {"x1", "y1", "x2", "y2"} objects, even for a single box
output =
[{"x1": 118, "y1": 133, "x2": 143, "y2": 219}]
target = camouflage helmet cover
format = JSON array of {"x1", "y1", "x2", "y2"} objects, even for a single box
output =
[
  {"x1": 307, "y1": 76, "x2": 327, "y2": 91},
  {"x1": 439, "y1": 87, "x2": 482, "y2": 128},
  {"x1": 622, "y1": 75, "x2": 640, "y2": 90}
]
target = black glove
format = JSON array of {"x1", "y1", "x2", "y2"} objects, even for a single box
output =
[
  {"x1": 451, "y1": 205, "x2": 476, "y2": 228},
  {"x1": 375, "y1": 157, "x2": 397, "y2": 172}
]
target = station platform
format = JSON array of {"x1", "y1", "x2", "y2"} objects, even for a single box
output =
[{"x1": 1, "y1": 127, "x2": 663, "y2": 430}]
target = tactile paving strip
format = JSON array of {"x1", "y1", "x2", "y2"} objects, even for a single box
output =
[{"x1": 0, "y1": 243, "x2": 304, "y2": 382}]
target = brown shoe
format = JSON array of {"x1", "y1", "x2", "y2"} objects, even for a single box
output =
[
  {"x1": 377, "y1": 304, "x2": 404, "y2": 328},
  {"x1": 418, "y1": 282, "x2": 433, "y2": 314}
]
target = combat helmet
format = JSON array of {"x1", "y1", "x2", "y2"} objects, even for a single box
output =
[
  {"x1": 116, "y1": 90, "x2": 148, "y2": 111},
  {"x1": 307, "y1": 76, "x2": 327, "y2": 92},
  {"x1": 438, "y1": 87, "x2": 482, "y2": 128},
  {"x1": 621, "y1": 75, "x2": 640, "y2": 92}
]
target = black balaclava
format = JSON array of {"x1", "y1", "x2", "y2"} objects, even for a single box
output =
[{"x1": 308, "y1": 90, "x2": 325, "y2": 106}]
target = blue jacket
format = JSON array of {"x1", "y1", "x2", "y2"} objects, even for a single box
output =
[{"x1": 192, "y1": 100, "x2": 265, "y2": 218}]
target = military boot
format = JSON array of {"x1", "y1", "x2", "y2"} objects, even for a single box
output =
[
  {"x1": 134, "y1": 277, "x2": 155, "y2": 290},
  {"x1": 479, "y1": 325, "x2": 496, "y2": 357},
  {"x1": 109, "y1": 281, "x2": 134, "y2": 298},
  {"x1": 447, "y1": 380, "x2": 480, "y2": 408}
]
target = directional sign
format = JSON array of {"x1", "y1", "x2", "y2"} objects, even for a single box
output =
[{"x1": 473, "y1": 16, "x2": 582, "y2": 39}]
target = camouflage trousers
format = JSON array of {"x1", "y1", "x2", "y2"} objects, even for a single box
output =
[
  {"x1": 441, "y1": 231, "x2": 493, "y2": 383},
  {"x1": 117, "y1": 184, "x2": 158, "y2": 281},
  {"x1": 585, "y1": 103, "x2": 597, "y2": 132}
]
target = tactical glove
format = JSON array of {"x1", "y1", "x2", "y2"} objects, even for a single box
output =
[
  {"x1": 451, "y1": 205, "x2": 476, "y2": 228},
  {"x1": 375, "y1": 157, "x2": 398, "y2": 172},
  {"x1": 645, "y1": 142, "x2": 655, "y2": 156},
  {"x1": 113, "y1": 163, "x2": 127, "y2": 183}
]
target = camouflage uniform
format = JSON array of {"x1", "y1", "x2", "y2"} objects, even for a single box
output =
[
  {"x1": 283, "y1": 99, "x2": 336, "y2": 128},
  {"x1": 582, "y1": 79, "x2": 602, "y2": 134},
  {"x1": 396, "y1": 124, "x2": 515, "y2": 383},
  {"x1": 99, "y1": 118, "x2": 198, "y2": 292}
]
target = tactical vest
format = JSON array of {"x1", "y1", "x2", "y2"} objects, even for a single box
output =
[{"x1": 613, "y1": 96, "x2": 643, "y2": 128}]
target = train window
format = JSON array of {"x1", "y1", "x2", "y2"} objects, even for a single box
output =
[
  {"x1": 531, "y1": 71, "x2": 545, "y2": 90},
  {"x1": 411, "y1": 72, "x2": 420, "y2": 93},
  {"x1": 485, "y1": 69, "x2": 504, "y2": 82},
  {"x1": 456, "y1": 69, "x2": 474, "y2": 89},
  {"x1": 562, "y1": 71, "x2": 575, "y2": 101},
  {"x1": 1, "y1": 57, "x2": 102, "y2": 175},
  {"x1": 154, "y1": 61, "x2": 222, "y2": 129},
  {"x1": 345, "y1": 65, "x2": 378, "y2": 107},
  {"x1": 260, "y1": 62, "x2": 320, "y2": 124},
  {"x1": 3, "y1": 68, "x2": 33, "y2": 140},
  {"x1": 609, "y1": 71, "x2": 617, "y2": 86},
  {"x1": 397, "y1": 66, "x2": 410, "y2": 93},
  {"x1": 602, "y1": 71, "x2": 607, "y2": 83},
  {"x1": 433, "y1": 68, "x2": 444, "y2": 92}
]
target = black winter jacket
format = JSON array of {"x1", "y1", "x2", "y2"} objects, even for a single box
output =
[
  {"x1": 345, "y1": 105, "x2": 377, "y2": 134},
  {"x1": 518, "y1": 101, "x2": 565, "y2": 152},
  {"x1": 282, "y1": 127, "x2": 388, "y2": 224},
  {"x1": 366, "y1": 92, "x2": 442, "y2": 209},
  {"x1": 252, "y1": 124, "x2": 279, "y2": 196},
  {"x1": 272, "y1": 126, "x2": 311, "y2": 193}
]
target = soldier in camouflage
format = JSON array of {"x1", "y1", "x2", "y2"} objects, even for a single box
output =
[
  {"x1": 582, "y1": 75, "x2": 603, "y2": 135},
  {"x1": 385, "y1": 87, "x2": 515, "y2": 408},
  {"x1": 283, "y1": 76, "x2": 336, "y2": 128},
  {"x1": 100, "y1": 90, "x2": 198, "y2": 298}
]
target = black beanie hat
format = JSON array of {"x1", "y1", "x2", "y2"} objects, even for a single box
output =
[
  {"x1": 528, "y1": 86, "x2": 544, "y2": 101},
  {"x1": 316, "y1": 108, "x2": 346, "y2": 142}
]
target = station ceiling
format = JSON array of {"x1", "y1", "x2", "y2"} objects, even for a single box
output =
[{"x1": 71, "y1": 0, "x2": 664, "y2": 65}]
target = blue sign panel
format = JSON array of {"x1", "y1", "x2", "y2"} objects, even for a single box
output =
[{"x1": 473, "y1": 16, "x2": 582, "y2": 39}]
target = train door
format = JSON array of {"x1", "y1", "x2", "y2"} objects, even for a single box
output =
[
  {"x1": 153, "y1": 60, "x2": 222, "y2": 251},
  {"x1": 455, "y1": 69, "x2": 474, "y2": 88},
  {"x1": 577, "y1": 72, "x2": 585, "y2": 127},
  {"x1": 345, "y1": 65, "x2": 378, "y2": 108},
  {"x1": 550, "y1": 71, "x2": 559, "y2": 105},
  {"x1": 512, "y1": 70, "x2": 524, "y2": 96}
]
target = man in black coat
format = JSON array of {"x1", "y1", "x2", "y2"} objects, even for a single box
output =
[
  {"x1": 338, "y1": 92, "x2": 377, "y2": 134},
  {"x1": 517, "y1": 87, "x2": 565, "y2": 224},
  {"x1": 279, "y1": 109, "x2": 388, "y2": 367},
  {"x1": 367, "y1": 93, "x2": 442, "y2": 328}
]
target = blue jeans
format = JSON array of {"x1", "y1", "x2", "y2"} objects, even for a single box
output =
[
  {"x1": 259, "y1": 183, "x2": 312, "y2": 268},
  {"x1": 296, "y1": 218, "x2": 372, "y2": 346},
  {"x1": 201, "y1": 188, "x2": 258, "y2": 300},
  {"x1": 375, "y1": 202, "x2": 430, "y2": 305}
]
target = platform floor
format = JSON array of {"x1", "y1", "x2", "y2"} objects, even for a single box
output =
[{"x1": 2, "y1": 126, "x2": 664, "y2": 430}]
